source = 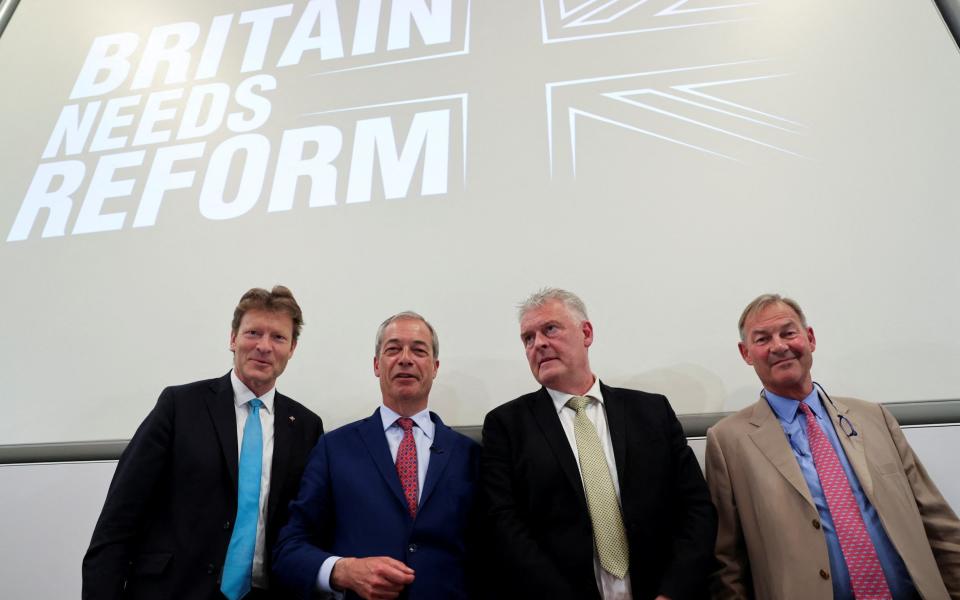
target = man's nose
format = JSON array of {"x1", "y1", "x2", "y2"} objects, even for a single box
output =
[
  {"x1": 533, "y1": 331, "x2": 548, "y2": 347},
  {"x1": 255, "y1": 336, "x2": 273, "y2": 352},
  {"x1": 398, "y1": 347, "x2": 414, "y2": 364},
  {"x1": 770, "y1": 336, "x2": 788, "y2": 353}
]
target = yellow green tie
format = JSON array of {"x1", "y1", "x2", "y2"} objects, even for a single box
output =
[{"x1": 566, "y1": 395, "x2": 630, "y2": 578}]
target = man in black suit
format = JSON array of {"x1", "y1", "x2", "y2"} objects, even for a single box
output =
[
  {"x1": 480, "y1": 288, "x2": 717, "y2": 600},
  {"x1": 82, "y1": 286, "x2": 323, "y2": 600}
]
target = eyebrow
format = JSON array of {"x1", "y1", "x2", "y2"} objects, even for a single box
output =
[{"x1": 750, "y1": 320, "x2": 799, "y2": 336}]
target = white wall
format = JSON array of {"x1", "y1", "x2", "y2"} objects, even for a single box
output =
[{"x1": 1, "y1": 425, "x2": 957, "y2": 600}]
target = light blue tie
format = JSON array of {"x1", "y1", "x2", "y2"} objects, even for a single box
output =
[{"x1": 221, "y1": 398, "x2": 263, "y2": 600}]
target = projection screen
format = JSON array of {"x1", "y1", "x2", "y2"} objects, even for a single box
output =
[{"x1": 1, "y1": 0, "x2": 959, "y2": 445}]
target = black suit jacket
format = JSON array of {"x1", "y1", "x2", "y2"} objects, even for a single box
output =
[
  {"x1": 480, "y1": 383, "x2": 717, "y2": 600},
  {"x1": 82, "y1": 372, "x2": 323, "y2": 600}
]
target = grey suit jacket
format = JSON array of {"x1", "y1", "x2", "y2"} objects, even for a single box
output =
[{"x1": 705, "y1": 393, "x2": 960, "y2": 600}]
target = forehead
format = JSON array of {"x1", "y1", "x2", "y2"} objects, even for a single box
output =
[
  {"x1": 237, "y1": 309, "x2": 294, "y2": 333},
  {"x1": 381, "y1": 318, "x2": 432, "y2": 345},
  {"x1": 744, "y1": 303, "x2": 803, "y2": 332},
  {"x1": 520, "y1": 300, "x2": 575, "y2": 329}
]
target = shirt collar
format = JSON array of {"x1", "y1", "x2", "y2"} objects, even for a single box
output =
[
  {"x1": 547, "y1": 376, "x2": 603, "y2": 415},
  {"x1": 230, "y1": 369, "x2": 275, "y2": 414},
  {"x1": 764, "y1": 387, "x2": 821, "y2": 424},
  {"x1": 380, "y1": 404, "x2": 435, "y2": 440}
]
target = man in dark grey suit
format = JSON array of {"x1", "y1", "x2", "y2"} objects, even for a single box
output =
[
  {"x1": 83, "y1": 286, "x2": 323, "y2": 600},
  {"x1": 481, "y1": 288, "x2": 716, "y2": 600}
]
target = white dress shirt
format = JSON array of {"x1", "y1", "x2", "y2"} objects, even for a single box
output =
[
  {"x1": 230, "y1": 370, "x2": 276, "y2": 590},
  {"x1": 316, "y1": 406, "x2": 435, "y2": 594},
  {"x1": 548, "y1": 378, "x2": 633, "y2": 600}
]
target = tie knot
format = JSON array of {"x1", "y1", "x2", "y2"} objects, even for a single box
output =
[
  {"x1": 797, "y1": 401, "x2": 814, "y2": 417},
  {"x1": 566, "y1": 395, "x2": 591, "y2": 413},
  {"x1": 249, "y1": 398, "x2": 263, "y2": 411},
  {"x1": 396, "y1": 417, "x2": 415, "y2": 432}
]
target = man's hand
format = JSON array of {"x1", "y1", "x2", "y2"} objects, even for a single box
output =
[{"x1": 330, "y1": 556, "x2": 415, "y2": 600}]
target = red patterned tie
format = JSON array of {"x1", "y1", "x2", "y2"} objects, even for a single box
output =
[
  {"x1": 395, "y1": 417, "x2": 418, "y2": 517},
  {"x1": 798, "y1": 402, "x2": 891, "y2": 599}
]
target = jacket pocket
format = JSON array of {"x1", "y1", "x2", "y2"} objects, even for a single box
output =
[{"x1": 132, "y1": 552, "x2": 172, "y2": 575}]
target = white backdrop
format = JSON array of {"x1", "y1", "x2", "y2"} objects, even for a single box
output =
[
  {"x1": 1, "y1": 425, "x2": 957, "y2": 599},
  {"x1": 1, "y1": 0, "x2": 959, "y2": 444}
]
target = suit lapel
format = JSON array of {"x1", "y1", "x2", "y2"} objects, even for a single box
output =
[
  {"x1": 268, "y1": 394, "x2": 294, "y2": 523},
  {"x1": 207, "y1": 372, "x2": 239, "y2": 488},
  {"x1": 747, "y1": 396, "x2": 816, "y2": 510},
  {"x1": 359, "y1": 408, "x2": 409, "y2": 513},
  {"x1": 601, "y1": 383, "x2": 628, "y2": 486},
  {"x1": 419, "y1": 412, "x2": 452, "y2": 511},
  {"x1": 531, "y1": 388, "x2": 587, "y2": 504},
  {"x1": 824, "y1": 394, "x2": 873, "y2": 496}
]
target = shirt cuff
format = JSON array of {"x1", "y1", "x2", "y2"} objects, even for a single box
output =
[{"x1": 317, "y1": 556, "x2": 343, "y2": 593}]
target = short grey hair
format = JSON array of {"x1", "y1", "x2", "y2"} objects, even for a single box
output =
[
  {"x1": 375, "y1": 311, "x2": 439, "y2": 358},
  {"x1": 738, "y1": 293, "x2": 808, "y2": 341},
  {"x1": 517, "y1": 287, "x2": 589, "y2": 323}
]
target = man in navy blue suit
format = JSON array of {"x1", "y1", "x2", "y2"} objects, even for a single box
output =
[{"x1": 273, "y1": 311, "x2": 480, "y2": 600}]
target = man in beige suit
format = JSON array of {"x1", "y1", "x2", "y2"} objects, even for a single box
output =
[{"x1": 705, "y1": 293, "x2": 960, "y2": 599}]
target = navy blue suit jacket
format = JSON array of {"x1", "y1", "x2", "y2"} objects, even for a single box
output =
[{"x1": 273, "y1": 408, "x2": 480, "y2": 600}]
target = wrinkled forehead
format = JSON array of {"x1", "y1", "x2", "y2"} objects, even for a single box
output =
[
  {"x1": 235, "y1": 308, "x2": 294, "y2": 332},
  {"x1": 744, "y1": 302, "x2": 804, "y2": 332},
  {"x1": 382, "y1": 318, "x2": 433, "y2": 347}
]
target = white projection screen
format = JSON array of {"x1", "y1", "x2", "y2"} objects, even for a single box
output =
[{"x1": 1, "y1": 0, "x2": 959, "y2": 446}]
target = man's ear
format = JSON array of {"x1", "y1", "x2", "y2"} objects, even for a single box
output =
[
  {"x1": 738, "y1": 341, "x2": 752, "y2": 365},
  {"x1": 581, "y1": 320, "x2": 594, "y2": 348}
]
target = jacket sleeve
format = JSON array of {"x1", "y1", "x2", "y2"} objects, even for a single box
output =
[
  {"x1": 704, "y1": 426, "x2": 751, "y2": 600},
  {"x1": 655, "y1": 397, "x2": 719, "y2": 600},
  {"x1": 882, "y1": 406, "x2": 960, "y2": 597},
  {"x1": 479, "y1": 408, "x2": 573, "y2": 597},
  {"x1": 81, "y1": 389, "x2": 176, "y2": 600},
  {"x1": 272, "y1": 436, "x2": 337, "y2": 600}
]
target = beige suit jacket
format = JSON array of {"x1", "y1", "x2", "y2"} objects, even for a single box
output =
[{"x1": 705, "y1": 393, "x2": 960, "y2": 599}]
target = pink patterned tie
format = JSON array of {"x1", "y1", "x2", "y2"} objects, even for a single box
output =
[
  {"x1": 799, "y1": 402, "x2": 891, "y2": 599},
  {"x1": 395, "y1": 417, "x2": 418, "y2": 517}
]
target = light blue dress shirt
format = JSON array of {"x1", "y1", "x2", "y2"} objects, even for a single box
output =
[
  {"x1": 316, "y1": 406, "x2": 435, "y2": 594},
  {"x1": 765, "y1": 388, "x2": 918, "y2": 600}
]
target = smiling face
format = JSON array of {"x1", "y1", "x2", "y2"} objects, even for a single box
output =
[
  {"x1": 738, "y1": 302, "x2": 816, "y2": 400},
  {"x1": 230, "y1": 309, "x2": 297, "y2": 397},
  {"x1": 519, "y1": 299, "x2": 594, "y2": 395},
  {"x1": 374, "y1": 317, "x2": 439, "y2": 415}
]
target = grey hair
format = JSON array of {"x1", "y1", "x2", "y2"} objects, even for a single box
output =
[
  {"x1": 517, "y1": 287, "x2": 589, "y2": 323},
  {"x1": 375, "y1": 311, "x2": 439, "y2": 358},
  {"x1": 738, "y1": 293, "x2": 808, "y2": 341}
]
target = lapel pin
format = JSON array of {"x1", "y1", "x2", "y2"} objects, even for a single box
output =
[{"x1": 289, "y1": 416, "x2": 296, "y2": 423}]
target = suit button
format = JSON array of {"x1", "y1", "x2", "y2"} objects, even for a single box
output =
[
  {"x1": 408, "y1": 544, "x2": 418, "y2": 553},
  {"x1": 819, "y1": 569, "x2": 830, "y2": 580},
  {"x1": 207, "y1": 564, "x2": 215, "y2": 575},
  {"x1": 812, "y1": 519, "x2": 821, "y2": 529},
  {"x1": 223, "y1": 521, "x2": 231, "y2": 530}
]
